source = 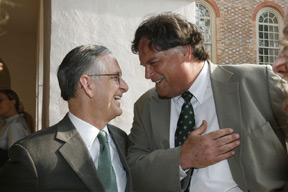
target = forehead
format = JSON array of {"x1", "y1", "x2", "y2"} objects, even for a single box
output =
[
  {"x1": 138, "y1": 38, "x2": 163, "y2": 64},
  {"x1": 0, "y1": 93, "x2": 6, "y2": 98},
  {"x1": 138, "y1": 38, "x2": 182, "y2": 65},
  {"x1": 98, "y1": 53, "x2": 121, "y2": 72},
  {"x1": 138, "y1": 37, "x2": 155, "y2": 54}
]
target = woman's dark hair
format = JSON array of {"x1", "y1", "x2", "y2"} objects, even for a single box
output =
[
  {"x1": 0, "y1": 89, "x2": 20, "y2": 112},
  {"x1": 131, "y1": 12, "x2": 209, "y2": 61}
]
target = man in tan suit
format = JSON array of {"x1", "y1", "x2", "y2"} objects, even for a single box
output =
[
  {"x1": 0, "y1": 44, "x2": 132, "y2": 191},
  {"x1": 128, "y1": 12, "x2": 288, "y2": 192}
]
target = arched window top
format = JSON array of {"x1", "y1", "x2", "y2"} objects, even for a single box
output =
[
  {"x1": 257, "y1": 7, "x2": 283, "y2": 25},
  {"x1": 259, "y1": 12, "x2": 278, "y2": 24},
  {"x1": 253, "y1": 2, "x2": 285, "y2": 21},
  {"x1": 195, "y1": 0, "x2": 216, "y2": 19},
  {"x1": 196, "y1": 3, "x2": 210, "y2": 18}
]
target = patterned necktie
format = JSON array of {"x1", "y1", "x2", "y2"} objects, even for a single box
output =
[
  {"x1": 97, "y1": 130, "x2": 118, "y2": 192},
  {"x1": 175, "y1": 91, "x2": 195, "y2": 147}
]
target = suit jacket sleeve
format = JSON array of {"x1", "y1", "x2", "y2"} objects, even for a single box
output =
[
  {"x1": 128, "y1": 90, "x2": 189, "y2": 192},
  {"x1": 0, "y1": 143, "x2": 39, "y2": 191}
]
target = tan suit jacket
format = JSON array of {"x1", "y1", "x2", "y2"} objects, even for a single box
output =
[
  {"x1": 128, "y1": 63, "x2": 288, "y2": 192},
  {"x1": 0, "y1": 114, "x2": 133, "y2": 192}
]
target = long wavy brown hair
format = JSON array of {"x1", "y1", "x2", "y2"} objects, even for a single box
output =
[
  {"x1": 281, "y1": 13, "x2": 288, "y2": 113},
  {"x1": 279, "y1": 10, "x2": 288, "y2": 113}
]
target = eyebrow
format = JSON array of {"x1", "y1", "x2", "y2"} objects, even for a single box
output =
[{"x1": 140, "y1": 56, "x2": 158, "y2": 66}]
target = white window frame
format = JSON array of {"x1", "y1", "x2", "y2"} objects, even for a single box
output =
[
  {"x1": 195, "y1": 0, "x2": 217, "y2": 63},
  {"x1": 256, "y1": 7, "x2": 283, "y2": 65}
]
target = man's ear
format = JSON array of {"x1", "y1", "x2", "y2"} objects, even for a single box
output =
[
  {"x1": 182, "y1": 45, "x2": 192, "y2": 61},
  {"x1": 79, "y1": 74, "x2": 94, "y2": 98}
]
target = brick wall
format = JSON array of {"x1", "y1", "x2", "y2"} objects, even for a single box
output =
[{"x1": 209, "y1": 0, "x2": 287, "y2": 64}]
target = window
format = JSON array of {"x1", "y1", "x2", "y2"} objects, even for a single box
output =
[
  {"x1": 195, "y1": 0, "x2": 216, "y2": 63},
  {"x1": 257, "y1": 7, "x2": 283, "y2": 65}
]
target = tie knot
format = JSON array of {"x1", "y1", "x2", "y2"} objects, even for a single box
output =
[
  {"x1": 97, "y1": 130, "x2": 108, "y2": 144},
  {"x1": 182, "y1": 91, "x2": 193, "y2": 102}
]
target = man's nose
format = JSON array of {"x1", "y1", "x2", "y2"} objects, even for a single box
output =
[
  {"x1": 120, "y1": 78, "x2": 129, "y2": 93},
  {"x1": 145, "y1": 65, "x2": 153, "y2": 79}
]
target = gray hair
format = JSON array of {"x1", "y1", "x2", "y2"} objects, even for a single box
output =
[{"x1": 57, "y1": 44, "x2": 111, "y2": 101}]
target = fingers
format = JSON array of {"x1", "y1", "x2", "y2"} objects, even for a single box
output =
[
  {"x1": 190, "y1": 120, "x2": 207, "y2": 136},
  {"x1": 215, "y1": 150, "x2": 236, "y2": 162},
  {"x1": 216, "y1": 132, "x2": 240, "y2": 148},
  {"x1": 208, "y1": 127, "x2": 234, "y2": 140},
  {"x1": 217, "y1": 138, "x2": 240, "y2": 155},
  {"x1": 180, "y1": 121, "x2": 240, "y2": 169}
]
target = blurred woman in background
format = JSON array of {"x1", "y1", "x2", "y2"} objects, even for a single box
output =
[
  {"x1": 273, "y1": 12, "x2": 288, "y2": 79},
  {"x1": 273, "y1": 9, "x2": 288, "y2": 113},
  {"x1": 0, "y1": 89, "x2": 31, "y2": 166}
]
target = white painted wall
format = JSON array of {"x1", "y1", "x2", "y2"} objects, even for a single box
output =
[{"x1": 49, "y1": 0, "x2": 195, "y2": 133}]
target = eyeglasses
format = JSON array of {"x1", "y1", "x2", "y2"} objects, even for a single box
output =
[
  {"x1": 87, "y1": 73, "x2": 122, "y2": 84},
  {"x1": 0, "y1": 98, "x2": 9, "y2": 103}
]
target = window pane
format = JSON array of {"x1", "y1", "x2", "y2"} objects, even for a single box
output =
[
  {"x1": 257, "y1": 10, "x2": 280, "y2": 65},
  {"x1": 269, "y1": 40, "x2": 274, "y2": 47},
  {"x1": 259, "y1": 25, "x2": 263, "y2": 31},
  {"x1": 259, "y1": 48, "x2": 263, "y2": 54},
  {"x1": 259, "y1": 56, "x2": 263, "y2": 63},
  {"x1": 259, "y1": 16, "x2": 264, "y2": 23},
  {"x1": 259, "y1": 39, "x2": 263, "y2": 46},
  {"x1": 275, "y1": 34, "x2": 279, "y2": 39}
]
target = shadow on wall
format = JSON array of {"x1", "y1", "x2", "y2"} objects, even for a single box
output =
[{"x1": 0, "y1": 58, "x2": 10, "y2": 89}]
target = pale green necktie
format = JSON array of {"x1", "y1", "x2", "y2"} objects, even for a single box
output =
[{"x1": 97, "y1": 130, "x2": 118, "y2": 192}]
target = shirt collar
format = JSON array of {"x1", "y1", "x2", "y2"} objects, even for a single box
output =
[
  {"x1": 68, "y1": 112, "x2": 109, "y2": 148},
  {"x1": 173, "y1": 61, "x2": 210, "y2": 104}
]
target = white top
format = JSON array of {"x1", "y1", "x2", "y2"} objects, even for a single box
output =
[
  {"x1": 0, "y1": 114, "x2": 30, "y2": 150},
  {"x1": 68, "y1": 112, "x2": 127, "y2": 192},
  {"x1": 169, "y1": 62, "x2": 242, "y2": 192}
]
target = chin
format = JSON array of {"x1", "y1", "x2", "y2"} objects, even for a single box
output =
[
  {"x1": 156, "y1": 89, "x2": 175, "y2": 99},
  {"x1": 114, "y1": 108, "x2": 123, "y2": 117}
]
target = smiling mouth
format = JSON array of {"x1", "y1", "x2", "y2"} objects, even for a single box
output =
[
  {"x1": 114, "y1": 96, "x2": 121, "y2": 100},
  {"x1": 155, "y1": 78, "x2": 164, "y2": 84}
]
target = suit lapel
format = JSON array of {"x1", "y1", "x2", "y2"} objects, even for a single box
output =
[
  {"x1": 56, "y1": 114, "x2": 104, "y2": 191},
  {"x1": 149, "y1": 93, "x2": 171, "y2": 148},
  {"x1": 209, "y1": 63, "x2": 247, "y2": 189}
]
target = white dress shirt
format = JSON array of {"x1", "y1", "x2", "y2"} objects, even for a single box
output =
[
  {"x1": 169, "y1": 62, "x2": 242, "y2": 192},
  {"x1": 68, "y1": 112, "x2": 127, "y2": 192}
]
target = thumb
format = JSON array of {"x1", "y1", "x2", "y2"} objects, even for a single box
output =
[{"x1": 191, "y1": 120, "x2": 207, "y2": 136}]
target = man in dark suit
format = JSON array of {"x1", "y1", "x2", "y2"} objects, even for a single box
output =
[
  {"x1": 0, "y1": 44, "x2": 132, "y2": 192},
  {"x1": 128, "y1": 12, "x2": 288, "y2": 191}
]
